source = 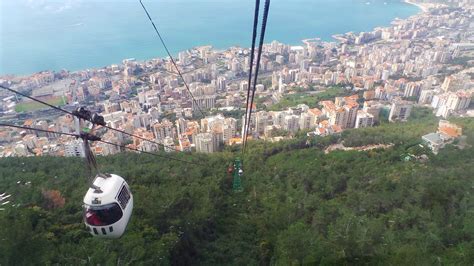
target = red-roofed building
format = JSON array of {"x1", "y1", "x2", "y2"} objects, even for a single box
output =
[{"x1": 438, "y1": 120, "x2": 462, "y2": 139}]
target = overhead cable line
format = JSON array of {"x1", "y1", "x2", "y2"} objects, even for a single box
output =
[
  {"x1": 0, "y1": 85, "x2": 182, "y2": 153},
  {"x1": 246, "y1": 0, "x2": 271, "y2": 140},
  {"x1": 139, "y1": 0, "x2": 206, "y2": 117},
  {"x1": 242, "y1": 0, "x2": 261, "y2": 149},
  {"x1": 0, "y1": 123, "x2": 203, "y2": 166},
  {"x1": 243, "y1": 0, "x2": 271, "y2": 152}
]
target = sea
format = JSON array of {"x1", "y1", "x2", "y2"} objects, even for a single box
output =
[{"x1": 0, "y1": 0, "x2": 419, "y2": 76}]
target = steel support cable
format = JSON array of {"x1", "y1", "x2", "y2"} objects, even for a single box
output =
[
  {"x1": 0, "y1": 123, "x2": 203, "y2": 166},
  {"x1": 139, "y1": 0, "x2": 206, "y2": 117},
  {"x1": 242, "y1": 0, "x2": 261, "y2": 149},
  {"x1": 0, "y1": 85, "x2": 182, "y2": 153},
  {"x1": 243, "y1": 0, "x2": 271, "y2": 152}
]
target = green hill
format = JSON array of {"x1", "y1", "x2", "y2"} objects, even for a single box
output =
[{"x1": 1, "y1": 110, "x2": 474, "y2": 265}]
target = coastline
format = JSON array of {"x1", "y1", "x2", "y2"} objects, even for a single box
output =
[
  {"x1": 1, "y1": 1, "x2": 425, "y2": 78},
  {"x1": 331, "y1": 0, "x2": 426, "y2": 45},
  {"x1": 403, "y1": 0, "x2": 429, "y2": 13}
]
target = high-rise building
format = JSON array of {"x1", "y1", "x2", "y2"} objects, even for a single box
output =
[
  {"x1": 381, "y1": 69, "x2": 390, "y2": 81},
  {"x1": 152, "y1": 119, "x2": 175, "y2": 142},
  {"x1": 163, "y1": 137, "x2": 175, "y2": 153},
  {"x1": 276, "y1": 55, "x2": 284, "y2": 65},
  {"x1": 195, "y1": 132, "x2": 218, "y2": 153},
  {"x1": 307, "y1": 108, "x2": 323, "y2": 126},
  {"x1": 255, "y1": 111, "x2": 269, "y2": 135},
  {"x1": 418, "y1": 89, "x2": 436, "y2": 104},
  {"x1": 138, "y1": 139, "x2": 159, "y2": 153},
  {"x1": 283, "y1": 115, "x2": 300, "y2": 133},
  {"x1": 223, "y1": 124, "x2": 235, "y2": 144},
  {"x1": 104, "y1": 101, "x2": 121, "y2": 114},
  {"x1": 446, "y1": 90, "x2": 472, "y2": 111},
  {"x1": 217, "y1": 77, "x2": 227, "y2": 92},
  {"x1": 193, "y1": 95, "x2": 216, "y2": 112},
  {"x1": 441, "y1": 74, "x2": 469, "y2": 92},
  {"x1": 404, "y1": 82, "x2": 422, "y2": 98},
  {"x1": 327, "y1": 96, "x2": 359, "y2": 129},
  {"x1": 363, "y1": 101, "x2": 381, "y2": 122},
  {"x1": 344, "y1": 102, "x2": 359, "y2": 129},
  {"x1": 299, "y1": 113, "x2": 312, "y2": 130},
  {"x1": 355, "y1": 111, "x2": 375, "y2": 128},
  {"x1": 270, "y1": 111, "x2": 285, "y2": 128},
  {"x1": 328, "y1": 108, "x2": 347, "y2": 128},
  {"x1": 389, "y1": 100, "x2": 413, "y2": 122},
  {"x1": 431, "y1": 94, "x2": 448, "y2": 109},
  {"x1": 64, "y1": 139, "x2": 85, "y2": 157}
]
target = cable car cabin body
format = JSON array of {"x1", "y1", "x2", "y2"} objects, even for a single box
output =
[{"x1": 83, "y1": 174, "x2": 133, "y2": 238}]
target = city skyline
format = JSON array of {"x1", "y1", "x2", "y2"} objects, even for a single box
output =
[{"x1": 0, "y1": 0, "x2": 473, "y2": 158}]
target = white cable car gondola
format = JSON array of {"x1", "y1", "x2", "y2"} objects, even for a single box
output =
[{"x1": 83, "y1": 174, "x2": 133, "y2": 238}]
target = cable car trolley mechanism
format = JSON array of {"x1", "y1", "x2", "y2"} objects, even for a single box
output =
[{"x1": 74, "y1": 107, "x2": 134, "y2": 239}]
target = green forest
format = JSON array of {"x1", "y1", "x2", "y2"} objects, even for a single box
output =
[
  {"x1": 266, "y1": 86, "x2": 349, "y2": 111},
  {"x1": 1, "y1": 109, "x2": 474, "y2": 265}
]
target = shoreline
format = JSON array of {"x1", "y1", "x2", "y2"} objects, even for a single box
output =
[
  {"x1": 1, "y1": 1, "x2": 428, "y2": 78},
  {"x1": 403, "y1": 0, "x2": 429, "y2": 13}
]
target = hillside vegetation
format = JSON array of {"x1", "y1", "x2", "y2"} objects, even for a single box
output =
[
  {"x1": 1, "y1": 110, "x2": 474, "y2": 265},
  {"x1": 266, "y1": 86, "x2": 349, "y2": 111}
]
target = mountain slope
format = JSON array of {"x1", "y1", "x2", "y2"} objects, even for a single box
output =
[{"x1": 1, "y1": 114, "x2": 473, "y2": 265}]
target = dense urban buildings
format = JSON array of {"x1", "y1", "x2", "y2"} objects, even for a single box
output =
[{"x1": 0, "y1": 0, "x2": 473, "y2": 157}]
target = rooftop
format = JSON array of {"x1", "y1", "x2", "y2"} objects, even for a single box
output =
[{"x1": 422, "y1": 132, "x2": 443, "y2": 144}]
